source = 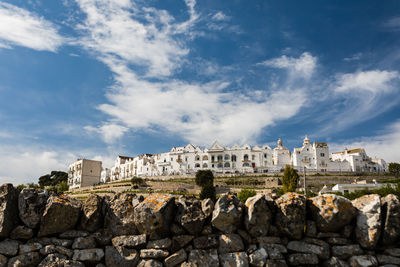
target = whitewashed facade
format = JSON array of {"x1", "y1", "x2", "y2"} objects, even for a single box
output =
[
  {"x1": 331, "y1": 148, "x2": 387, "y2": 173},
  {"x1": 68, "y1": 159, "x2": 102, "y2": 189}
]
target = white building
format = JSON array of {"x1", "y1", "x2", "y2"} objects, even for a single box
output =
[
  {"x1": 68, "y1": 159, "x2": 102, "y2": 189},
  {"x1": 331, "y1": 148, "x2": 386, "y2": 173}
]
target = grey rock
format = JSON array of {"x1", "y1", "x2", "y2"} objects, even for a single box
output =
[
  {"x1": 326, "y1": 237, "x2": 349, "y2": 245},
  {"x1": 105, "y1": 246, "x2": 139, "y2": 267},
  {"x1": 256, "y1": 236, "x2": 281, "y2": 244},
  {"x1": 377, "y1": 254, "x2": 400, "y2": 265},
  {"x1": 211, "y1": 193, "x2": 243, "y2": 233},
  {"x1": 303, "y1": 237, "x2": 331, "y2": 260},
  {"x1": 172, "y1": 235, "x2": 194, "y2": 251},
  {"x1": 59, "y1": 230, "x2": 89, "y2": 239},
  {"x1": 38, "y1": 195, "x2": 82, "y2": 237},
  {"x1": 176, "y1": 198, "x2": 206, "y2": 235},
  {"x1": 9, "y1": 226, "x2": 33, "y2": 240},
  {"x1": 384, "y1": 248, "x2": 400, "y2": 257},
  {"x1": 104, "y1": 194, "x2": 138, "y2": 236},
  {"x1": 244, "y1": 194, "x2": 272, "y2": 237},
  {"x1": 55, "y1": 246, "x2": 73, "y2": 258},
  {"x1": 7, "y1": 252, "x2": 41, "y2": 267},
  {"x1": 111, "y1": 234, "x2": 147, "y2": 248},
  {"x1": 164, "y1": 249, "x2": 187, "y2": 267},
  {"x1": 38, "y1": 253, "x2": 85, "y2": 267},
  {"x1": 349, "y1": 255, "x2": 378, "y2": 267},
  {"x1": 140, "y1": 249, "x2": 169, "y2": 259},
  {"x1": 331, "y1": 245, "x2": 363, "y2": 260},
  {"x1": 79, "y1": 194, "x2": 103, "y2": 232},
  {"x1": 72, "y1": 236, "x2": 96, "y2": 249},
  {"x1": 306, "y1": 220, "x2": 317, "y2": 237},
  {"x1": 274, "y1": 193, "x2": 306, "y2": 240},
  {"x1": 19, "y1": 242, "x2": 42, "y2": 254},
  {"x1": 352, "y1": 194, "x2": 381, "y2": 249},
  {"x1": 341, "y1": 225, "x2": 353, "y2": 239},
  {"x1": 259, "y1": 244, "x2": 287, "y2": 260},
  {"x1": 249, "y1": 248, "x2": 268, "y2": 267},
  {"x1": 147, "y1": 238, "x2": 172, "y2": 249},
  {"x1": 265, "y1": 259, "x2": 288, "y2": 267},
  {"x1": 134, "y1": 194, "x2": 176, "y2": 236},
  {"x1": 287, "y1": 253, "x2": 319, "y2": 265},
  {"x1": 193, "y1": 235, "x2": 219, "y2": 249},
  {"x1": 218, "y1": 234, "x2": 244, "y2": 253},
  {"x1": 91, "y1": 231, "x2": 112, "y2": 246},
  {"x1": 322, "y1": 256, "x2": 350, "y2": 267},
  {"x1": 0, "y1": 184, "x2": 19, "y2": 238},
  {"x1": 72, "y1": 248, "x2": 104, "y2": 263},
  {"x1": 287, "y1": 240, "x2": 329, "y2": 260},
  {"x1": 308, "y1": 194, "x2": 356, "y2": 233},
  {"x1": 219, "y1": 252, "x2": 249, "y2": 267},
  {"x1": 201, "y1": 199, "x2": 214, "y2": 219},
  {"x1": 18, "y1": 188, "x2": 47, "y2": 229},
  {"x1": 37, "y1": 237, "x2": 73, "y2": 248},
  {"x1": 171, "y1": 223, "x2": 186, "y2": 235},
  {"x1": 39, "y1": 245, "x2": 56, "y2": 256},
  {"x1": 188, "y1": 249, "x2": 219, "y2": 267},
  {"x1": 0, "y1": 240, "x2": 19, "y2": 257},
  {"x1": 137, "y1": 259, "x2": 163, "y2": 267},
  {"x1": 0, "y1": 254, "x2": 7, "y2": 267},
  {"x1": 380, "y1": 194, "x2": 400, "y2": 245}
]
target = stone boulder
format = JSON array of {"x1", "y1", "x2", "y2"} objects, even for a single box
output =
[
  {"x1": 331, "y1": 245, "x2": 363, "y2": 260},
  {"x1": 38, "y1": 253, "x2": 85, "y2": 267},
  {"x1": 322, "y1": 256, "x2": 350, "y2": 267},
  {"x1": 244, "y1": 194, "x2": 272, "y2": 237},
  {"x1": 287, "y1": 253, "x2": 319, "y2": 265},
  {"x1": 308, "y1": 194, "x2": 356, "y2": 233},
  {"x1": 201, "y1": 199, "x2": 214, "y2": 219},
  {"x1": 138, "y1": 259, "x2": 163, "y2": 267},
  {"x1": 0, "y1": 254, "x2": 7, "y2": 266},
  {"x1": 287, "y1": 240, "x2": 330, "y2": 260},
  {"x1": 72, "y1": 248, "x2": 104, "y2": 263},
  {"x1": 79, "y1": 194, "x2": 103, "y2": 233},
  {"x1": 18, "y1": 188, "x2": 47, "y2": 229},
  {"x1": 248, "y1": 248, "x2": 268, "y2": 267},
  {"x1": 134, "y1": 194, "x2": 176, "y2": 236},
  {"x1": 38, "y1": 195, "x2": 82, "y2": 237},
  {"x1": 104, "y1": 194, "x2": 139, "y2": 236},
  {"x1": 164, "y1": 249, "x2": 187, "y2": 267},
  {"x1": 10, "y1": 225, "x2": 34, "y2": 240},
  {"x1": 0, "y1": 239, "x2": 19, "y2": 257},
  {"x1": 111, "y1": 234, "x2": 147, "y2": 248},
  {"x1": 219, "y1": 252, "x2": 249, "y2": 267},
  {"x1": 0, "y1": 184, "x2": 19, "y2": 238},
  {"x1": 218, "y1": 234, "x2": 244, "y2": 253},
  {"x1": 211, "y1": 193, "x2": 243, "y2": 233},
  {"x1": 175, "y1": 198, "x2": 206, "y2": 235},
  {"x1": 380, "y1": 194, "x2": 400, "y2": 245},
  {"x1": 7, "y1": 252, "x2": 41, "y2": 267},
  {"x1": 274, "y1": 193, "x2": 306, "y2": 240},
  {"x1": 188, "y1": 249, "x2": 219, "y2": 266},
  {"x1": 352, "y1": 194, "x2": 381, "y2": 249},
  {"x1": 105, "y1": 246, "x2": 139, "y2": 267},
  {"x1": 348, "y1": 255, "x2": 378, "y2": 267}
]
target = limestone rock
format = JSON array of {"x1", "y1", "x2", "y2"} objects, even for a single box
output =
[
  {"x1": 104, "y1": 194, "x2": 138, "y2": 236},
  {"x1": 219, "y1": 252, "x2": 249, "y2": 267},
  {"x1": 306, "y1": 220, "x2": 317, "y2": 237},
  {"x1": 140, "y1": 249, "x2": 169, "y2": 259},
  {"x1": 274, "y1": 193, "x2": 306, "y2": 240},
  {"x1": 105, "y1": 246, "x2": 139, "y2": 267},
  {"x1": 134, "y1": 194, "x2": 176, "y2": 236},
  {"x1": 201, "y1": 199, "x2": 214, "y2": 219},
  {"x1": 265, "y1": 259, "x2": 288, "y2": 267},
  {"x1": 147, "y1": 238, "x2": 172, "y2": 250},
  {"x1": 72, "y1": 248, "x2": 104, "y2": 263},
  {"x1": 18, "y1": 188, "x2": 47, "y2": 230},
  {"x1": 39, "y1": 245, "x2": 56, "y2": 256},
  {"x1": 0, "y1": 184, "x2": 19, "y2": 238},
  {"x1": 188, "y1": 249, "x2": 219, "y2": 267},
  {"x1": 322, "y1": 256, "x2": 350, "y2": 267},
  {"x1": 176, "y1": 198, "x2": 206, "y2": 235},
  {"x1": 249, "y1": 248, "x2": 268, "y2": 267},
  {"x1": 331, "y1": 245, "x2": 363, "y2": 260},
  {"x1": 91, "y1": 231, "x2": 112, "y2": 246},
  {"x1": 19, "y1": 242, "x2": 42, "y2": 254},
  {"x1": 287, "y1": 240, "x2": 329, "y2": 260},
  {"x1": 0, "y1": 239, "x2": 19, "y2": 257},
  {"x1": 352, "y1": 194, "x2": 381, "y2": 249},
  {"x1": 308, "y1": 194, "x2": 356, "y2": 233},
  {"x1": 259, "y1": 244, "x2": 287, "y2": 260},
  {"x1": 244, "y1": 194, "x2": 272, "y2": 237},
  {"x1": 287, "y1": 253, "x2": 318, "y2": 265},
  {"x1": 111, "y1": 234, "x2": 147, "y2": 248},
  {"x1": 7, "y1": 252, "x2": 41, "y2": 267},
  {"x1": 38, "y1": 195, "x2": 82, "y2": 237},
  {"x1": 348, "y1": 255, "x2": 378, "y2": 267},
  {"x1": 10, "y1": 226, "x2": 33, "y2": 240},
  {"x1": 138, "y1": 259, "x2": 163, "y2": 267},
  {"x1": 218, "y1": 234, "x2": 244, "y2": 253},
  {"x1": 172, "y1": 235, "x2": 194, "y2": 251},
  {"x1": 55, "y1": 246, "x2": 73, "y2": 258},
  {"x1": 376, "y1": 254, "x2": 400, "y2": 265},
  {"x1": 0, "y1": 254, "x2": 7, "y2": 266},
  {"x1": 59, "y1": 230, "x2": 89, "y2": 239},
  {"x1": 38, "y1": 253, "x2": 85, "y2": 267},
  {"x1": 211, "y1": 193, "x2": 243, "y2": 233},
  {"x1": 380, "y1": 194, "x2": 400, "y2": 245},
  {"x1": 164, "y1": 249, "x2": 187, "y2": 267},
  {"x1": 71, "y1": 236, "x2": 97, "y2": 249},
  {"x1": 384, "y1": 248, "x2": 400, "y2": 257},
  {"x1": 193, "y1": 235, "x2": 219, "y2": 249},
  {"x1": 79, "y1": 194, "x2": 103, "y2": 233}
]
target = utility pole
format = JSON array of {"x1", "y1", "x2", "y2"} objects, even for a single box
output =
[{"x1": 303, "y1": 166, "x2": 307, "y2": 196}]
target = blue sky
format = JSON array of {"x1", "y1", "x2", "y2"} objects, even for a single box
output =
[{"x1": 0, "y1": 0, "x2": 400, "y2": 184}]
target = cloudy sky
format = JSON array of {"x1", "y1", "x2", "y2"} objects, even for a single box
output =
[{"x1": 0, "y1": 0, "x2": 400, "y2": 184}]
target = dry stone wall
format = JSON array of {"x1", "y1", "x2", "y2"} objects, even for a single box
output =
[{"x1": 1, "y1": 183, "x2": 400, "y2": 266}]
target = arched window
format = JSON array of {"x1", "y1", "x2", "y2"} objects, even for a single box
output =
[
  {"x1": 243, "y1": 163, "x2": 250, "y2": 167},
  {"x1": 195, "y1": 163, "x2": 200, "y2": 168},
  {"x1": 202, "y1": 155, "x2": 208, "y2": 160},
  {"x1": 211, "y1": 156, "x2": 215, "y2": 162},
  {"x1": 217, "y1": 155, "x2": 223, "y2": 161},
  {"x1": 224, "y1": 162, "x2": 230, "y2": 168},
  {"x1": 224, "y1": 154, "x2": 230, "y2": 161},
  {"x1": 244, "y1": 154, "x2": 249, "y2": 161},
  {"x1": 232, "y1": 155, "x2": 237, "y2": 162},
  {"x1": 202, "y1": 163, "x2": 208, "y2": 168},
  {"x1": 217, "y1": 163, "x2": 223, "y2": 168},
  {"x1": 195, "y1": 156, "x2": 200, "y2": 161}
]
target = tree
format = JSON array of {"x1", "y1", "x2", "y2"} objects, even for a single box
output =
[
  {"x1": 195, "y1": 170, "x2": 216, "y2": 201},
  {"x1": 388, "y1": 163, "x2": 400, "y2": 178},
  {"x1": 38, "y1": 171, "x2": 68, "y2": 188},
  {"x1": 281, "y1": 165, "x2": 299, "y2": 193}
]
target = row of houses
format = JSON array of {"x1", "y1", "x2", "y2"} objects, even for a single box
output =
[{"x1": 67, "y1": 137, "x2": 387, "y2": 189}]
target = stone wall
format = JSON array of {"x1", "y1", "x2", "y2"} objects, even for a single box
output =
[{"x1": 1, "y1": 183, "x2": 400, "y2": 266}]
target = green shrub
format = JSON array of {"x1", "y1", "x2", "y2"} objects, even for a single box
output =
[
  {"x1": 238, "y1": 189, "x2": 256, "y2": 203},
  {"x1": 131, "y1": 177, "x2": 144, "y2": 185},
  {"x1": 282, "y1": 165, "x2": 299, "y2": 193},
  {"x1": 17, "y1": 184, "x2": 26, "y2": 191},
  {"x1": 195, "y1": 170, "x2": 214, "y2": 187},
  {"x1": 57, "y1": 182, "x2": 69, "y2": 193},
  {"x1": 389, "y1": 163, "x2": 400, "y2": 178},
  {"x1": 199, "y1": 185, "x2": 216, "y2": 201}
]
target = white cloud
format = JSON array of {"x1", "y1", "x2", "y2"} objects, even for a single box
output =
[
  {"x1": 259, "y1": 52, "x2": 317, "y2": 79},
  {"x1": 343, "y1": 52, "x2": 362, "y2": 62},
  {"x1": 85, "y1": 123, "x2": 129, "y2": 144},
  {"x1": 212, "y1": 11, "x2": 230, "y2": 21},
  {"x1": 330, "y1": 120, "x2": 400, "y2": 163},
  {"x1": 0, "y1": 2, "x2": 64, "y2": 51},
  {"x1": 383, "y1": 17, "x2": 400, "y2": 31},
  {"x1": 335, "y1": 70, "x2": 399, "y2": 93}
]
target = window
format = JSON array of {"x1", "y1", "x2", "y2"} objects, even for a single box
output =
[
  {"x1": 244, "y1": 154, "x2": 249, "y2": 161},
  {"x1": 211, "y1": 156, "x2": 215, "y2": 162},
  {"x1": 217, "y1": 155, "x2": 223, "y2": 161},
  {"x1": 202, "y1": 155, "x2": 208, "y2": 161},
  {"x1": 195, "y1": 156, "x2": 200, "y2": 161},
  {"x1": 264, "y1": 153, "x2": 267, "y2": 158},
  {"x1": 195, "y1": 163, "x2": 200, "y2": 168},
  {"x1": 203, "y1": 163, "x2": 208, "y2": 168},
  {"x1": 224, "y1": 162, "x2": 230, "y2": 168},
  {"x1": 164, "y1": 159, "x2": 166, "y2": 162},
  {"x1": 217, "y1": 163, "x2": 223, "y2": 168},
  {"x1": 232, "y1": 155, "x2": 237, "y2": 162},
  {"x1": 320, "y1": 153, "x2": 325, "y2": 157},
  {"x1": 224, "y1": 154, "x2": 230, "y2": 161},
  {"x1": 243, "y1": 163, "x2": 250, "y2": 167},
  {"x1": 252, "y1": 155, "x2": 255, "y2": 160}
]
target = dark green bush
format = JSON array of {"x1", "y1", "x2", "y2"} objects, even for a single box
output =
[
  {"x1": 389, "y1": 163, "x2": 400, "y2": 178},
  {"x1": 195, "y1": 170, "x2": 214, "y2": 187},
  {"x1": 131, "y1": 177, "x2": 144, "y2": 185},
  {"x1": 282, "y1": 165, "x2": 299, "y2": 193},
  {"x1": 238, "y1": 189, "x2": 256, "y2": 203},
  {"x1": 200, "y1": 185, "x2": 216, "y2": 201}
]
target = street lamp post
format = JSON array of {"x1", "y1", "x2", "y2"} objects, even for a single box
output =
[{"x1": 303, "y1": 166, "x2": 307, "y2": 196}]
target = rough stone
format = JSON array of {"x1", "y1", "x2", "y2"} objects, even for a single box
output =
[
  {"x1": 306, "y1": 220, "x2": 317, "y2": 237},
  {"x1": 331, "y1": 244, "x2": 363, "y2": 259},
  {"x1": 19, "y1": 242, "x2": 42, "y2": 254},
  {"x1": 326, "y1": 237, "x2": 349, "y2": 245},
  {"x1": 7, "y1": 252, "x2": 41, "y2": 267},
  {"x1": 176, "y1": 198, "x2": 206, "y2": 235},
  {"x1": 140, "y1": 249, "x2": 169, "y2": 259},
  {"x1": 79, "y1": 194, "x2": 103, "y2": 233},
  {"x1": 137, "y1": 259, "x2": 163, "y2": 267},
  {"x1": 0, "y1": 184, "x2": 19, "y2": 238},
  {"x1": 40, "y1": 245, "x2": 56, "y2": 256},
  {"x1": 71, "y1": 236, "x2": 97, "y2": 249},
  {"x1": 201, "y1": 198, "x2": 214, "y2": 219},
  {"x1": 308, "y1": 194, "x2": 356, "y2": 233},
  {"x1": 380, "y1": 194, "x2": 400, "y2": 245},
  {"x1": 38, "y1": 195, "x2": 82, "y2": 237},
  {"x1": 72, "y1": 248, "x2": 104, "y2": 262},
  {"x1": 59, "y1": 230, "x2": 89, "y2": 239},
  {"x1": 172, "y1": 235, "x2": 194, "y2": 251},
  {"x1": 0, "y1": 239, "x2": 19, "y2": 257},
  {"x1": 37, "y1": 253, "x2": 86, "y2": 267},
  {"x1": 104, "y1": 194, "x2": 138, "y2": 236},
  {"x1": 91, "y1": 231, "x2": 112, "y2": 246},
  {"x1": 349, "y1": 255, "x2": 378, "y2": 267},
  {"x1": 218, "y1": 234, "x2": 244, "y2": 253},
  {"x1": 200, "y1": 224, "x2": 212, "y2": 235},
  {"x1": 188, "y1": 249, "x2": 219, "y2": 267},
  {"x1": 134, "y1": 194, "x2": 176, "y2": 236},
  {"x1": 274, "y1": 193, "x2": 306, "y2": 240},
  {"x1": 18, "y1": 188, "x2": 47, "y2": 230},
  {"x1": 256, "y1": 236, "x2": 281, "y2": 244},
  {"x1": 55, "y1": 246, "x2": 73, "y2": 258},
  {"x1": 352, "y1": 194, "x2": 381, "y2": 249},
  {"x1": 105, "y1": 246, "x2": 139, "y2": 267},
  {"x1": 249, "y1": 248, "x2": 268, "y2": 267},
  {"x1": 37, "y1": 237, "x2": 73, "y2": 248},
  {"x1": 384, "y1": 248, "x2": 400, "y2": 257},
  {"x1": 259, "y1": 244, "x2": 287, "y2": 260},
  {"x1": 193, "y1": 235, "x2": 219, "y2": 249},
  {"x1": 287, "y1": 240, "x2": 329, "y2": 260},
  {"x1": 111, "y1": 234, "x2": 147, "y2": 248},
  {"x1": 147, "y1": 238, "x2": 172, "y2": 249},
  {"x1": 287, "y1": 253, "x2": 319, "y2": 265},
  {"x1": 164, "y1": 249, "x2": 187, "y2": 267},
  {"x1": 211, "y1": 193, "x2": 243, "y2": 233},
  {"x1": 0, "y1": 254, "x2": 7, "y2": 266},
  {"x1": 244, "y1": 194, "x2": 272, "y2": 237},
  {"x1": 265, "y1": 259, "x2": 288, "y2": 267},
  {"x1": 322, "y1": 256, "x2": 350, "y2": 267},
  {"x1": 219, "y1": 252, "x2": 249, "y2": 267},
  {"x1": 377, "y1": 254, "x2": 400, "y2": 265},
  {"x1": 9, "y1": 226, "x2": 33, "y2": 240}
]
